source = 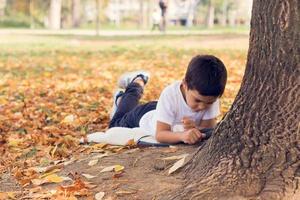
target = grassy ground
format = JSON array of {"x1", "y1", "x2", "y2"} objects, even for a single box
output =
[
  {"x1": 0, "y1": 33, "x2": 248, "y2": 199},
  {"x1": 0, "y1": 33, "x2": 249, "y2": 54}
]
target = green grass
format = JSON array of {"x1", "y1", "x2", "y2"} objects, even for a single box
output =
[{"x1": 0, "y1": 33, "x2": 249, "y2": 58}]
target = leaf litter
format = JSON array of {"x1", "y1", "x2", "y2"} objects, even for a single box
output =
[{"x1": 0, "y1": 44, "x2": 246, "y2": 199}]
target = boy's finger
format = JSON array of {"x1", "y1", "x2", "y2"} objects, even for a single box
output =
[
  {"x1": 192, "y1": 128, "x2": 201, "y2": 137},
  {"x1": 189, "y1": 135, "x2": 197, "y2": 144},
  {"x1": 191, "y1": 134, "x2": 197, "y2": 142},
  {"x1": 191, "y1": 131, "x2": 200, "y2": 141}
]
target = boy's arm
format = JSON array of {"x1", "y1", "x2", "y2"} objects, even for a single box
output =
[
  {"x1": 198, "y1": 118, "x2": 217, "y2": 129},
  {"x1": 156, "y1": 121, "x2": 204, "y2": 144}
]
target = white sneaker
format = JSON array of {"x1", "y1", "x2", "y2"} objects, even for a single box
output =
[
  {"x1": 110, "y1": 89, "x2": 124, "y2": 119},
  {"x1": 118, "y1": 71, "x2": 150, "y2": 89}
]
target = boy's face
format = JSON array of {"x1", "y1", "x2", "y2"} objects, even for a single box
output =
[{"x1": 182, "y1": 82, "x2": 218, "y2": 112}]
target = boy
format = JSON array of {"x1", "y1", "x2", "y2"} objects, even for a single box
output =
[{"x1": 109, "y1": 55, "x2": 227, "y2": 144}]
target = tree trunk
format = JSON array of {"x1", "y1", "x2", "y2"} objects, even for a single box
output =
[
  {"x1": 186, "y1": 0, "x2": 201, "y2": 27},
  {"x1": 49, "y1": 0, "x2": 62, "y2": 30},
  {"x1": 114, "y1": 0, "x2": 121, "y2": 27},
  {"x1": 139, "y1": 0, "x2": 144, "y2": 29},
  {"x1": 72, "y1": 0, "x2": 81, "y2": 28},
  {"x1": 29, "y1": 0, "x2": 34, "y2": 29},
  {"x1": 206, "y1": 0, "x2": 214, "y2": 28},
  {"x1": 169, "y1": 0, "x2": 300, "y2": 199},
  {"x1": 0, "y1": 0, "x2": 6, "y2": 17},
  {"x1": 220, "y1": 0, "x2": 228, "y2": 26},
  {"x1": 228, "y1": 9, "x2": 237, "y2": 27},
  {"x1": 146, "y1": 0, "x2": 151, "y2": 28},
  {"x1": 95, "y1": 0, "x2": 100, "y2": 36}
]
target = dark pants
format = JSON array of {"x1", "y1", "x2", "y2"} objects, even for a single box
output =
[{"x1": 109, "y1": 82, "x2": 157, "y2": 128}]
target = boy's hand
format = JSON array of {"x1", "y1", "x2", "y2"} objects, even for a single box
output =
[
  {"x1": 180, "y1": 128, "x2": 205, "y2": 144},
  {"x1": 182, "y1": 117, "x2": 196, "y2": 130}
]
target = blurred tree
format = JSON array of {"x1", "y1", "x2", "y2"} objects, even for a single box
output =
[
  {"x1": 95, "y1": 0, "x2": 100, "y2": 35},
  {"x1": 29, "y1": 0, "x2": 50, "y2": 28},
  {"x1": 205, "y1": 0, "x2": 214, "y2": 28},
  {"x1": 72, "y1": 0, "x2": 81, "y2": 27},
  {"x1": 186, "y1": 0, "x2": 202, "y2": 27},
  {"x1": 139, "y1": 0, "x2": 149, "y2": 29},
  {"x1": 227, "y1": 0, "x2": 238, "y2": 27},
  {"x1": 139, "y1": 0, "x2": 143, "y2": 28},
  {"x1": 49, "y1": 0, "x2": 62, "y2": 29},
  {"x1": 220, "y1": 0, "x2": 228, "y2": 26},
  {"x1": 0, "y1": 0, "x2": 6, "y2": 17}
]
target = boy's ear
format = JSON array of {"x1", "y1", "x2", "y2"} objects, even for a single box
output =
[{"x1": 182, "y1": 79, "x2": 188, "y2": 91}]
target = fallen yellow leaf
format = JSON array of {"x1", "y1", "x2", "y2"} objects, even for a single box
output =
[
  {"x1": 7, "y1": 192, "x2": 16, "y2": 199},
  {"x1": 8, "y1": 139, "x2": 23, "y2": 148},
  {"x1": 45, "y1": 174, "x2": 64, "y2": 183},
  {"x1": 114, "y1": 165, "x2": 125, "y2": 172},
  {"x1": 40, "y1": 169, "x2": 61, "y2": 178}
]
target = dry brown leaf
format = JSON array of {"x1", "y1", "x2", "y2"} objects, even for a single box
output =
[
  {"x1": 92, "y1": 152, "x2": 109, "y2": 159},
  {"x1": 95, "y1": 192, "x2": 105, "y2": 200},
  {"x1": 82, "y1": 173, "x2": 96, "y2": 179},
  {"x1": 100, "y1": 165, "x2": 115, "y2": 173},
  {"x1": 100, "y1": 165, "x2": 124, "y2": 173},
  {"x1": 88, "y1": 159, "x2": 98, "y2": 166},
  {"x1": 162, "y1": 146, "x2": 178, "y2": 153},
  {"x1": 32, "y1": 174, "x2": 64, "y2": 186},
  {"x1": 168, "y1": 156, "x2": 187, "y2": 175},
  {"x1": 162, "y1": 153, "x2": 189, "y2": 161},
  {"x1": 58, "y1": 179, "x2": 90, "y2": 196},
  {"x1": 92, "y1": 143, "x2": 108, "y2": 149},
  {"x1": 116, "y1": 190, "x2": 137, "y2": 195},
  {"x1": 61, "y1": 114, "x2": 75, "y2": 124}
]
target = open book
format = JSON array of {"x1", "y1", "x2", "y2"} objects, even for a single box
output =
[{"x1": 80, "y1": 127, "x2": 213, "y2": 147}]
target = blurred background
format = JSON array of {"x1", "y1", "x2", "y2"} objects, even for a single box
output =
[{"x1": 0, "y1": 0, "x2": 252, "y2": 33}]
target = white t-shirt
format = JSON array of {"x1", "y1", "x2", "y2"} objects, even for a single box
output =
[
  {"x1": 152, "y1": 11, "x2": 161, "y2": 24},
  {"x1": 139, "y1": 81, "x2": 220, "y2": 136}
]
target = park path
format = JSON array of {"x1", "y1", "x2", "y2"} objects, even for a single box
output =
[{"x1": 0, "y1": 28, "x2": 249, "y2": 37}]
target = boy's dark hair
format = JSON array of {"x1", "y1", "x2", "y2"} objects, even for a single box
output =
[{"x1": 184, "y1": 55, "x2": 227, "y2": 97}]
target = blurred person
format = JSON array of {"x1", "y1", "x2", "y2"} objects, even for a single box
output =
[
  {"x1": 159, "y1": 0, "x2": 168, "y2": 31},
  {"x1": 151, "y1": 9, "x2": 161, "y2": 31}
]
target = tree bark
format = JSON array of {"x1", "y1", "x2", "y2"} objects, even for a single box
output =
[
  {"x1": 169, "y1": 0, "x2": 300, "y2": 199},
  {"x1": 49, "y1": 0, "x2": 62, "y2": 30},
  {"x1": 72, "y1": 0, "x2": 81, "y2": 28}
]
